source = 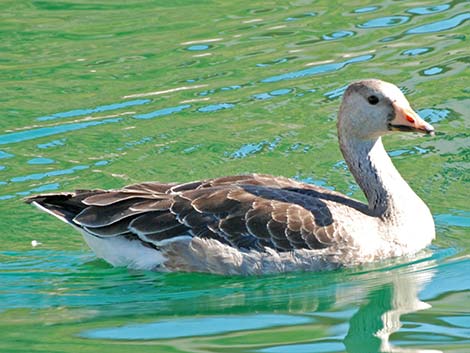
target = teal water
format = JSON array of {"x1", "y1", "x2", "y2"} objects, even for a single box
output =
[{"x1": 1, "y1": 1, "x2": 469, "y2": 352}]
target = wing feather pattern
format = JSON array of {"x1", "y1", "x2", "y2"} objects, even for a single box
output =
[{"x1": 26, "y1": 174, "x2": 362, "y2": 252}]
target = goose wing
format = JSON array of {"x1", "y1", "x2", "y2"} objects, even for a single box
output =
[{"x1": 26, "y1": 174, "x2": 366, "y2": 251}]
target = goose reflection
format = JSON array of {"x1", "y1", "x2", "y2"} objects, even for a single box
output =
[
  {"x1": 344, "y1": 264, "x2": 440, "y2": 353},
  {"x1": 79, "y1": 260, "x2": 439, "y2": 353}
]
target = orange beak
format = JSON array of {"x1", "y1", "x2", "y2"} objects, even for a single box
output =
[{"x1": 389, "y1": 103, "x2": 435, "y2": 136}]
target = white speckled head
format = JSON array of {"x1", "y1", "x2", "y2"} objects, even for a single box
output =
[{"x1": 338, "y1": 79, "x2": 434, "y2": 140}]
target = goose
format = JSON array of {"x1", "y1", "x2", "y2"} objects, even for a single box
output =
[{"x1": 26, "y1": 79, "x2": 435, "y2": 275}]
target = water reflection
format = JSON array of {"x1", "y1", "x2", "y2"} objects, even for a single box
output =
[
  {"x1": 74, "y1": 260, "x2": 438, "y2": 352},
  {"x1": 228, "y1": 137, "x2": 281, "y2": 158},
  {"x1": 133, "y1": 104, "x2": 191, "y2": 119},
  {"x1": 435, "y1": 211, "x2": 470, "y2": 228},
  {"x1": 418, "y1": 109, "x2": 450, "y2": 123},
  {"x1": 0, "y1": 151, "x2": 14, "y2": 159},
  {"x1": 358, "y1": 16, "x2": 410, "y2": 28},
  {"x1": 186, "y1": 44, "x2": 210, "y2": 51},
  {"x1": 322, "y1": 31, "x2": 355, "y2": 41},
  {"x1": 197, "y1": 102, "x2": 235, "y2": 112},
  {"x1": 354, "y1": 6, "x2": 379, "y2": 14},
  {"x1": 83, "y1": 314, "x2": 312, "y2": 340},
  {"x1": 402, "y1": 48, "x2": 431, "y2": 56},
  {"x1": 324, "y1": 85, "x2": 348, "y2": 100},
  {"x1": 36, "y1": 99, "x2": 150, "y2": 121},
  {"x1": 0, "y1": 118, "x2": 122, "y2": 145},
  {"x1": 344, "y1": 268, "x2": 438, "y2": 353},
  {"x1": 407, "y1": 13, "x2": 470, "y2": 34},
  {"x1": 0, "y1": 182, "x2": 60, "y2": 201},
  {"x1": 285, "y1": 12, "x2": 316, "y2": 21},
  {"x1": 261, "y1": 55, "x2": 374, "y2": 83},
  {"x1": 27, "y1": 157, "x2": 55, "y2": 165},
  {"x1": 422, "y1": 67, "x2": 444, "y2": 76},
  {"x1": 407, "y1": 5, "x2": 450, "y2": 15},
  {"x1": 37, "y1": 138, "x2": 66, "y2": 149},
  {"x1": 252, "y1": 88, "x2": 292, "y2": 100},
  {"x1": 10, "y1": 165, "x2": 88, "y2": 183}
]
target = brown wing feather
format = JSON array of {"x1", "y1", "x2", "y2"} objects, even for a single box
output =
[
  {"x1": 83, "y1": 192, "x2": 158, "y2": 206},
  {"x1": 218, "y1": 215, "x2": 262, "y2": 250},
  {"x1": 141, "y1": 225, "x2": 189, "y2": 242},
  {"x1": 84, "y1": 218, "x2": 132, "y2": 237},
  {"x1": 245, "y1": 201, "x2": 274, "y2": 241},
  {"x1": 123, "y1": 181, "x2": 178, "y2": 193},
  {"x1": 130, "y1": 199, "x2": 174, "y2": 212},
  {"x1": 267, "y1": 219, "x2": 292, "y2": 250},
  {"x1": 129, "y1": 211, "x2": 182, "y2": 235},
  {"x1": 188, "y1": 189, "x2": 240, "y2": 214},
  {"x1": 73, "y1": 198, "x2": 152, "y2": 227},
  {"x1": 26, "y1": 173, "x2": 363, "y2": 252}
]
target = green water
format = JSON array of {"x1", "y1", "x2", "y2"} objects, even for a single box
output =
[{"x1": 1, "y1": 1, "x2": 469, "y2": 352}]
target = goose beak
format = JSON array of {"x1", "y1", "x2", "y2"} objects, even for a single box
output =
[{"x1": 389, "y1": 103, "x2": 435, "y2": 136}]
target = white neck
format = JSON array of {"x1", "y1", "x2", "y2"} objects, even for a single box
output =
[{"x1": 339, "y1": 135, "x2": 423, "y2": 220}]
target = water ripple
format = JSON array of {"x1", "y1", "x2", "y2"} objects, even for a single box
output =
[
  {"x1": 407, "y1": 13, "x2": 470, "y2": 34},
  {"x1": 0, "y1": 118, "x2": 122, "y2": 145},
  {"x1": 324, "y1": 85, "x2": 348, "y2": 100},
  {"x1": 402, "y1": 47, "x2": 431, "y2": 56},
  {"x1": 36, "y1": 99, "x2": 150, "y2": 121},
  {"x1": 293, "y1": 174, "x2": 334, "y2": 190},
  {"x1": 229, "y1": 137, "x2": 281, "y2": 158},
  {"x1": 322, "y1": 31, "x2": 355, "y2": 41},
  {"x1": 0, "y1": 151, "x2": 14, "y2": 159},
  {"x1": 354, "y1": 6, "x2": 379, "y2": 14},
  {"x1": 0, "y1": 183, "x2": 61, "y2": 200},
  {"x1": 27, "y1": 157, "x2": 55, "y2": 165},
  {"x1": 358, "y1": 16, "x2": 409, "y2": 28},
  {"x1": 230, "y1": 142, "x2": 265, "y2": 158},
  {"x1": 37, "y1": 138, "x2": 66, "y2": 149},
  {"x1": 133, "y1": 104, "x2": 191, "y2": 119},
  {"x1": 16, "y1": 183, "x2": 61, "y2": 196},
  {"x1": 388, "y1": 147, "x2": 429, "y2": 157},
  {"x1": 260, "y1": 341, "x2": 344, "y2": 353},
  {"x1": 422, "y1": 66, "x2": 444, "y2": 76},
  {"x1": 94, "y1": 160, "x2": 109, "y2": 166},
  {"x1": 285, "y1": 12, "x2": 316, "y2": 21},
  {"x1": 261, "y1": 55, "x2": 374, "y2": 83},
  {"x1": 82, "y1": 314, "x2": 312, "y2": 340},
  {"x1": 256, "y1": 57, "x2": 292, "y2": 67},
  {"x1": 407, "y1": 5, "x2": 451, "y2": 15},
  {"x1": 186, "y1": 44, "x2": 210, "y2": 51},
  {"x1": 435, "y1": 211, "x2": 470, "y2": 228},
  {"x1": 197, "y1": 103, "x2": 235, "y2": 112},
  {"x1": 418, "y1": 108, "x2": 450, "y2": 123},
  {"x1": 10, "y1": 165, "x2": 89, "y2": 183},
  {"x1": 252, "y1": 88, "x2": 292, "y2": 100}
]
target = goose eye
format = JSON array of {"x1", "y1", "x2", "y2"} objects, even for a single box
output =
[{"x1": 367, "y1": 95, "x2": 379, "y2": 105}]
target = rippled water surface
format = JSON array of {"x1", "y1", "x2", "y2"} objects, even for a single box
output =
[{"x1": 1, "y1": 1, "x2": 469, "y2": 352}]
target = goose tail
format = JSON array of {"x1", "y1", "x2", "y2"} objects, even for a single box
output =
[{"x1": 24, "y1": 191, "x2": 97, "y2": 225}]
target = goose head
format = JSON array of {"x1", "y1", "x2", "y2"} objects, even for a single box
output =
[{"x1": 338, "y1": 79, "x2": 434, "y2": 141}]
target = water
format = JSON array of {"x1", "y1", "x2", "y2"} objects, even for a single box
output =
[{"x1": 1, "y1": 1, "x2": 469, "y2": 352}]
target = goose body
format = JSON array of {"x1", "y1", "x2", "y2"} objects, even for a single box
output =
[{"x1": 26, "y1": 79, "x2": 435, "y2": 275}]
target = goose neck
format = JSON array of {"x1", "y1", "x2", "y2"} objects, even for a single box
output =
[{"x1": 339, "y1": 135, "x2": 418, "y2": 218}]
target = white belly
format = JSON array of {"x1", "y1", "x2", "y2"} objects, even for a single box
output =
[{"x1": 81, "y1": 231, "x2": 166, "y2": 271}]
